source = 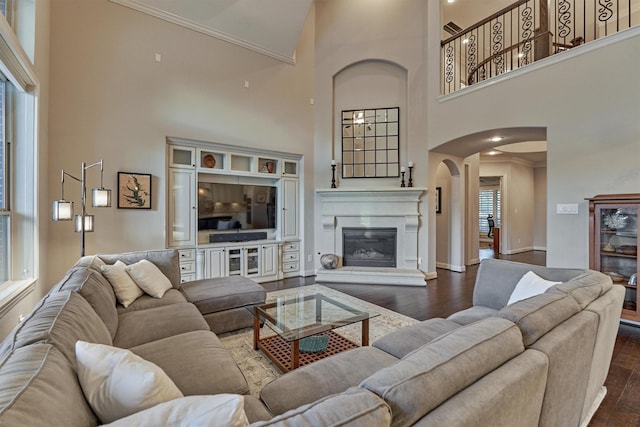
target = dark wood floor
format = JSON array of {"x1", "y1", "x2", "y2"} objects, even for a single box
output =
[{"x1": 262, "y1": 250, "x2": 640, "y2": 426}]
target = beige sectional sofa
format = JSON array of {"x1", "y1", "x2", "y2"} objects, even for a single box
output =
[{"x1": 0, "y1": 251, "x2": 624, "y2": 427}]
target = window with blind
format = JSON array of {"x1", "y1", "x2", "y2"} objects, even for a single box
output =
[{"x1": 479, "y1": 189, "x2": 501, "y2": 234}]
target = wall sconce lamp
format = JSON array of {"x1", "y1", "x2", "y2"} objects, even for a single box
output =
[{"x1": 51, "y1": 160, "x2": 111, "y2": 257}]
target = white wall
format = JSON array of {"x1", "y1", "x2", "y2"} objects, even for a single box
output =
[
  {"x1": 427, "y1": 0, "x2": 640, "y2": 268},
  {"x1": 313, "y1": 0, "x2": 430, "y2": 273},
  {"x1": 534, "y1": 166, "x2": 547, "y2": 250},
  {"x1": 45, "y1": 0, "x2": 315, "y2": 285}
]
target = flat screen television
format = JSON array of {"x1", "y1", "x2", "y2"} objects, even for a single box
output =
[{"x1": 197, "y1": 182, "x2": 277, "y2": 231}]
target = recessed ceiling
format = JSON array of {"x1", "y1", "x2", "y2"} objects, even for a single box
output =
[{"x1": 109, "y1": 0, "x2": 312, "y2": 64}]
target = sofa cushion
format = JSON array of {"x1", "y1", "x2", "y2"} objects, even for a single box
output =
[
  {"x1": 102, "y1": 395, "x2": 249, "y2": 427},
  {"x1": 372, "y1": 318, "x2": 461, "y2": 359},
  {"x1": 0, "y1": 344, "x2": 98, "y2": 426},
  {"x1": 53, "y1": 266, "x2": 119, "y2": 338},
  {"x1": 361, "y1": 317, "x2": 524, "y2": 427},
  {"x1": 0, "y1": 291, "x2": 112, "y2": 370},
  {"x1": 260, "y1": 346, "x2": 397, "y2": 416},
  {"x1": 508, "y1": 271, "x2": 561, "y2": 305},
  {"x1": 73, "y1": 255, "x2": 106, "y2": 271},
  {"x1": 497, "y1": 292, "x2": 581, "y2": 346},
  {"x1": 75, "y1": 341, "x2": 183, "y2": 424},
  {"x1": 114, "y1": 302, "x2": 209, "y2": 348},
  {"x1": 116, "y1": 289, "x2": 187, "y2": 314},
  {"x1": 473, "y1": 259, "x2": 585, "y2": 310},
  {"x1": 130, "y1": 330, "x2": 250, "y2": 396},
  {"x1": 181, "y1": 276, "x2": 266, "y2": 314},
  {"x1": 547, "y1": 270, "x2": 613, "y2": 309},
  {"x1": 251, "y1": 388, "x2": 391, "y2": 427},
  {"x1": 417, "y1": 349, "x2": 549, "y2": 427},
  {"x1": 243, "y1": 396, "x2": 272, "y2": 424},
  {"x1": 101, "y1": 260, "x2": 144, "y2": 307},
  {"x1": 125, "y1": 259, "x2": 173, "y2": 298},
  {"x1": 446, "y1": 305, "x2": 498, "y2": 326},
  {"x1": 98, "y1": 249, "x2": 181, "y2": 289}
]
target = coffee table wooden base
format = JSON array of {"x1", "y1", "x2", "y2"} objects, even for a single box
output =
[{"x1": 257, "y1": 331, "x2": 358, "y2": 373}]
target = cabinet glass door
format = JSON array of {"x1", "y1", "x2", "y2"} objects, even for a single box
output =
[
  {"x1": 596, "y1": 206, "x2": 638, "y2": 312},
  {"x1": 227, "y1": 248, "x2": 242, "y2": 276},
  {"x1": 245, "y1": 247, "x2": 260, "y2": 276}
]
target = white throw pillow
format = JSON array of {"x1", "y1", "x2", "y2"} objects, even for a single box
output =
[
  {"x1": 101, "y1": 395, "x2": 249, "y2": 427},
  {"x1": 507, "y1": 271, "x2": 561, "y2": 305},
  {"x1": 75, "y1": 341, "x2": 183, "y2": 424},
  {"x1": 125, "y1": 259, "x2": 172, "y2": 298},
  {"x1": 101, "y1": 261, "x2": 144, "y2": 307}
]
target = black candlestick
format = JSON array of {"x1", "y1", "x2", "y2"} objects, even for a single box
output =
[
  {"x1": 331, "y1": 164, "x2": 337, "y2": 188},
  {"x1": 400, "y1": 171, "x2": 406, "y2": 187},
  {"x1": 408, "y1": 166, "x2": 413, "y2": 187}
]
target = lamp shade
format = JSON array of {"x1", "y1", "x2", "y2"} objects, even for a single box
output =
[
  {"x1": 52, "y1": 200, "x2": 73, "y2": 221},
  {"x1": 75, "y1": 214, "x2": 95, "y2": 232},
  {"x1": 92, "y1": 188, "x2": 112, "y2": 207}
]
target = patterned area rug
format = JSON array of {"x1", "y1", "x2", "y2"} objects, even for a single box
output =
[{"x1": 218, "y1": 284, "x2": 418, "y2": 396}]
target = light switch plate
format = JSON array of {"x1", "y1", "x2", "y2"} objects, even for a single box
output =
[{"x1": 557, "y1": 203, "x2": 579, "y2": 214}]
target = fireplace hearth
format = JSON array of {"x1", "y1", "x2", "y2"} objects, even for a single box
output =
[{"x1": 343, "y1": 227, "x2": 397, "y2": 268}]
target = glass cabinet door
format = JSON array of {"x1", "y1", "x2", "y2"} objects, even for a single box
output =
[
  {"x1": 227, "y1": 248, "x2": 242, "y2": 276},
  {"x1": 245, "y1": 247, "x2": 260, "y2": 277},
  {"x1": 595, "y1": 205, "x2": 638, "y2": 314}
]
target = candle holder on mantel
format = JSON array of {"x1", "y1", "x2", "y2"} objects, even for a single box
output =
[
  {"x1": 408, "y1": 165, "x2": 414, "y2": 187},
  {"x1": 400, "y1": 168, "x2": 406, "y2": 188},
  {"x1": 331, "y1": 161, "x2": 337, "y2": 188}
]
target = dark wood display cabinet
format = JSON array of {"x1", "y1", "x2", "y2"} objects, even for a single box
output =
[{"x1": 588, "y1": 194, "x2": 640, "y2": 322}]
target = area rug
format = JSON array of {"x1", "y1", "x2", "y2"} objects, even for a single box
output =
[{"x1": 218, "y1": 284, "x2": 418, "y2": 396}]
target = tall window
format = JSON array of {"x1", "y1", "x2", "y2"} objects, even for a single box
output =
[
  {"x1": 0, "y1": 79, "x2": 7, "y2": 282},
  {"x1": 479, "y1": 188, "x2": 501, "y2": 234}
]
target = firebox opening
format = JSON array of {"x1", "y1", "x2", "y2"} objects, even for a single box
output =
[{"x1": 342, "y1": 227, "x2": 397, "y2": 268}]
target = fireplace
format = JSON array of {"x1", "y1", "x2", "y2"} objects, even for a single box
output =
[
  {"x1": 343, "y1": 227, "x2": 397, "y2": 268},
  {"x1": 316, "y1": 188, "x2": 426, "y2": 286}
]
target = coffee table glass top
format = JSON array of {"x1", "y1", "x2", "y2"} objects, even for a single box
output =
[{"x1": 252, "y1": 292, "x2": 379, "y2": 342}]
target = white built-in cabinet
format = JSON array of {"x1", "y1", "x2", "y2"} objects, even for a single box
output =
[
  {"x1": 167, "y1": 138, "x2": 302, "y2": 283},
  {"x1": 168, "y1": 168, "x2": 196, "y2": 247}
]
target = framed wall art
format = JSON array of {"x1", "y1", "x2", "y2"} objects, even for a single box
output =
[
  {"x1": 117, "y1": 172, "x2": 152, "y2": 209},
  {"x1": 341, "y1": 107, "x2": 399, "y2": 179}
]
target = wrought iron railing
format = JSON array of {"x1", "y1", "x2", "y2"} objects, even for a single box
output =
[{"x1": 441, "y1": 0, "x2": 639, "y2": 95}]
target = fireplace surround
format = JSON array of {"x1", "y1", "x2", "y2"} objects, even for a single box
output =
[{"x1": 316, "y1": 188, "x2": 426, "y2": 286}]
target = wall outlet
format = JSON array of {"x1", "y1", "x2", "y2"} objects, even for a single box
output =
[
  {"x1": 307, "y1": 255, "x2": 312, "y2": 262},
  {"x1": 418, "y1": 257, "x2": 422, "y2": 265},
  {"x1": 18, "y1": 314, "x2": 24, "y2": 323}
]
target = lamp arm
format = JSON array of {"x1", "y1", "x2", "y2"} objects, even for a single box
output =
[
  {"x1": 60, "y1": 169, "x2": 81, "y2": 201},
  {"x1": 84, "y1": 160, "x2": 105, "y2": 188}
]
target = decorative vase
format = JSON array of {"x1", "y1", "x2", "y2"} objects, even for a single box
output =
[{"x1": 320, "y1": 254, "x2": 339, "y2": 270}]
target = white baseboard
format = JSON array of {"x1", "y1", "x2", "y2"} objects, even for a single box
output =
[{"x1": 436, "y1": 262, "x2": 466, "y2": 272}]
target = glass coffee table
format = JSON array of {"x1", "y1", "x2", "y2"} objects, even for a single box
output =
[{"x1": 250, "y1": 292, "x2": 379, "y2": 372}]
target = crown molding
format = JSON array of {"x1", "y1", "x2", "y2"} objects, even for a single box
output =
[{"x1": 109, "y1": 0, "x2": 296, "y2": 65}]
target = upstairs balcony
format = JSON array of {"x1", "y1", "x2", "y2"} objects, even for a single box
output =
[{"x1": 441, "y1": 0, "x2": 639, "y2": 95}]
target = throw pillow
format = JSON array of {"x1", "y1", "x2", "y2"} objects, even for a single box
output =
[
  {"x1": 101, "y1": 395, "x2": 249, "y2": 427},
  {"x1": 507, "y1": 271, "x2": 561, "y2": 305},
  {"x1": 125, "y1": 259, "x2": 172, "y2": 298},
  {"x1": 101, "y1": 261, "x2": 144, "y2": 307},
  {"x1": 75, "y1": 340, "x2": 183, "y2": 424}
]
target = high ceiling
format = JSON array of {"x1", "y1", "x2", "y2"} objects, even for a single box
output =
[
  {"x1": 109, "y1": 0, "x2": 312, "y2": 64},
  {"x1": 110, "y1": 0, "x2": 546, "y2": 165}
]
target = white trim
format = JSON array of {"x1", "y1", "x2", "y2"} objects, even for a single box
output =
[
  {"x1": 0, "y1": 278, "x2": 36, "y2": 318},
  {"x1": 439, "y1": 26, "x2": 640, "y2": 103},
  {"x1": 109, "y1": 0, "x2": 297, "y2": 65},
  {"x1": 316, "y1": 267, "x2": 426, "y2": 287},
  {"x1": 0, "y1": 12, "x2": 38, "y2": 91}
]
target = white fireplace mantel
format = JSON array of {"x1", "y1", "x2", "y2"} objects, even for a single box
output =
[{"x1": 316, "y1": 187, "x2": 426, "y2": 286}]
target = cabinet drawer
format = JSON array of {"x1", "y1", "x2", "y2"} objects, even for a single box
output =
[
  {"x1": 283, "y1": 262, "x2": 299, "y2": 272},
  {"x1": 180, "y1": 272, "x2": 196, "y2": 283},
  {"x1": 283, "y1": 242, "x2": 299, "y2": 252},
  {"x1": 283, "y1": 252, "x2": 299, "y2": 262},
  {"x1": 178, "y1": 249, "x2": 196, "y2": 261},
  {"x1": 179, "y1": 261, "x2": 196, "y2": 274}
]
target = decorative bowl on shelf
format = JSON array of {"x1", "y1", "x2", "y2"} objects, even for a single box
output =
[
  {"x1": 605, "y1": 272, "x2": 624, "y2": 282},
  {"x1": 619, "y1": 245, "x2": 637, "y2": 256},
  {"x1": 203, "y1": 154, "x2": 216, "y2": 168}
]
